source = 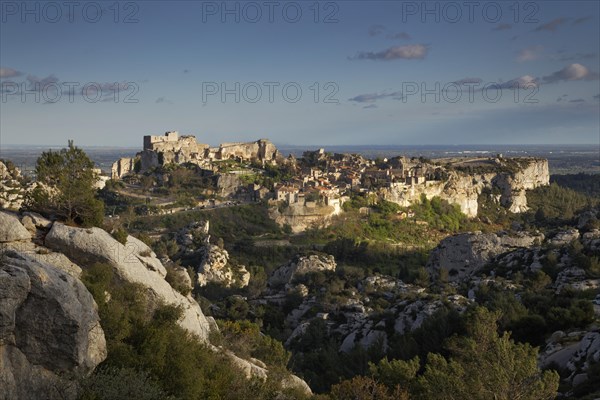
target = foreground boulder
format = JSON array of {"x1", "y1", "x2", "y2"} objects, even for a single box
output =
[
  {"x1": 45, "y1": 223, "x2": 212, "y2": 341},
  {"x1": 0, "y1": 250, "x2": 106, "y2": 400}
]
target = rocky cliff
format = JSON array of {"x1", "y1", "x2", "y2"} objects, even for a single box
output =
[{"x1": 382, "y1": 158, "x2": 549, "y2": 217}]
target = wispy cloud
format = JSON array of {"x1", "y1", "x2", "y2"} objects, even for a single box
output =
[
  {"x1": 593, "y1": 94, "x2": 600, "y2": 100},
  {"x1": 349, "y1": 91, "x2": 403, "y2": 103},
  {"x1": 533, "y1": 18, "x2": 568, "y2": 32},
  {"x1": 492, "y1": 23, "x2": 512, "y2": 31},
  {"x1": 517, "y1": 45, "x2": 543, "y2": 62},
  {"x1": 387, "y1": 32, "x2": 411, "y2": 40},
  {"x1": 363, "y1": 104, "x2": 378, "y2": 109},
  {"x1": 155, "y1": 96, "x2": 173, "y2": 104},
  {"x1": 0, "y1": 67, "x2": 23, "y2": 78},
  {"x1": 490, "y1": 75, "x2": 539, "y2": 89},
  {"x1": 542, "y1": 63, "x2": 599, "y2": 83},
  {"x1": 26, "y1": 74, "x2": 59, "y2": 90},
  {"x1": 569, "y1": 98, "x2": 585, "y2": 103},
  {"x1": 452, "y1": 77, "x2": 483, "y2": 85},
  {"x1": 351, "y1": 44, "x2": 428, "y2": 61},
  {"x1": 368, "y1": 24, "x2": 385, "y2": 37},
  {"x1": 573, "y1": 16, "x2": 592, "y2": 25}
]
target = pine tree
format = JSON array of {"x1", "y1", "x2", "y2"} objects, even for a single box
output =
[{"x1": 28, "y1": 141, "x2": 104, "y2": 226}]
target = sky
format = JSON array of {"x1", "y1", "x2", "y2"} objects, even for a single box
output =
[{"x1": 1, "y1": 0, "x2": 599, "y2": 147}]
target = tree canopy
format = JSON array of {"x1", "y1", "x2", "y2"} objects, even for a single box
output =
[{"x1": 27, "y1": 141, "x2": 104, "y2": 226}]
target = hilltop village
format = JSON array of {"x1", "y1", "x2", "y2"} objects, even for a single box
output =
[
  {"x1": 111, "y1": 131, "x2": 550, "y2": 231},
  {"x1": 2, "y1": 134, "x2": 600, "y2": 400}
]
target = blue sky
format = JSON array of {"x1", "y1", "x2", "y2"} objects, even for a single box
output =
[{"x1": 1, "y1": 0, "x2": 599, "y2": 146}]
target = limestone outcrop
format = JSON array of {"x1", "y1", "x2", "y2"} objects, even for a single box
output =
[
  {"x1": 269, "y1": 203, "x2": 338, "y2": 233},
  {"x1": 269, "y1": 254, "x2": 337, "y2": 287},
  {"x1": 44, "y1": 223, "x2": 212, "y2": 341},
  {"x1": 196, "y1": 244, "x2": 250, "y2": 288},
  {"x1": 382, "y1": 158, "x2": 549, "y2": 217},
  {"x1": 0, "y1": 250, "x2": 106, "y2": 400},
  {"x1": 0, "y1": 161, "x2": 27, "y2": 211},
  {"x1": 427, "y1": 231, "x2": 544, "y2": 282},
  {"x1": 110, "y1": 157, "x2": 137, "y2": 179}
]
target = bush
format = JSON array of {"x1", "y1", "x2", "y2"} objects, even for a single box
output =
[
  {"x1": 165, "y1": 265, "x2": 192, "y2": 296},
  {"x1": 112, "y1": 228, "x2": 128, "y2": 245},
  {"x1": 79, "y1": 367, "x2": 176, "y2": 400},
  {"x1": 81, "y1": 264, "x2": 295, "y2": 399}
]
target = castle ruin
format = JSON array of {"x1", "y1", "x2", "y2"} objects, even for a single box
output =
[{"x1": 112, "y1": 131, "x2": 281, "y2": 179}]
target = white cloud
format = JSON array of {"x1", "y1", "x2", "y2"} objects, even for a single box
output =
[{"x1": 543, "y1": 63, "x2": 599, "y2": 83}]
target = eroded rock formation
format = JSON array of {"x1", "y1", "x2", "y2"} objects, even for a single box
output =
[{"x1": 382, "y1": 158, "x2": 549, "y2": 217}]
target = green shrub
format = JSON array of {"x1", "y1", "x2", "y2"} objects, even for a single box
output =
[{"x1": 112, "y1": 228, "x2": 128, "y2": 245}]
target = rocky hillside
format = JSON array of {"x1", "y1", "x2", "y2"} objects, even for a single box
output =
[{"x1": 0, "y1": 210, "x2": 311, "y2": 399}]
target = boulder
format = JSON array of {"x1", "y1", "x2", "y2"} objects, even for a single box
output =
[
  {"x1": 0, "y1": 211, "x2": 31, "y2": 243},
  {"x1": 195, "y1": 244, "x2": 250, "y2": 288},
  {"x1": 550, "y1": 229, "x2": 580, "y2": 247},
  {"x1": 45, "y1": 223, "x2": 212, "y2": 341},
  {"x1": 541, "y1": 330, "x2": 600, "y2": 387},
  {"x1": 197, "y1": 244, "x2": 230, "y2": 283},
  {"x1": 269, "y1": 254, "x2": 336, "y2": 287},
  {"x1": 0, "y1": 250, "x2": 106, "y2": 400},
  {"x1": 22, "y1": 212, "x2": 52, "y2": 230},
  {"x1": 427, "y1": 231, "x2": 544, "y2": 282}
]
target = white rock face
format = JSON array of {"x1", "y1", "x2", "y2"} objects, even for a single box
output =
[
  {"x1": 111, "y1": 157, "x2": 136, "y2": 179},
  {"x1": 269, "y1": 254, "x2": 337, "y2": 287},
  {"x1": 383, "y1": 158, "x2": 549, "y2": 217},
  {"x1": 196, "y1": 244, "x2": 250, "y2": 288},
  {"x1": 0, "y1": 211, "x2": 31, "y2": 243},
  {"x1": 44, "y1": 223, "x2": 211, "y2": 341},
  {"x1": 427, "y1": 231, "x2": 544, "y2": 282},
  {"x1": 125, "y1": 235, "x2": 167, "y2": 277},
  {"x1": 269, "y1": 203, "x2": 338, "y2": 233},
  {"x1": 0, "y1": 161, "x2": 27, "y2": 210}
]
